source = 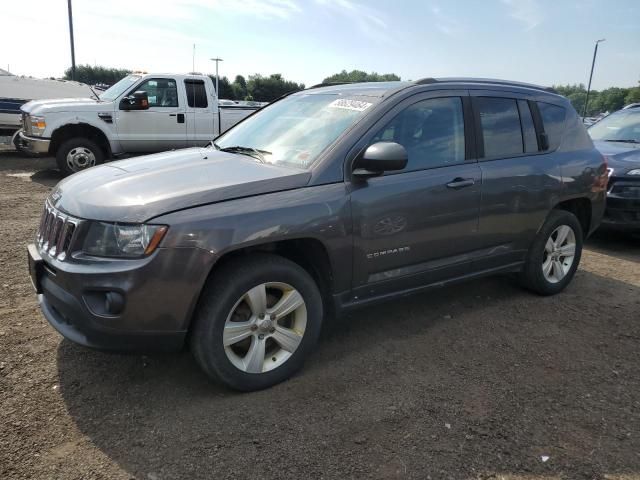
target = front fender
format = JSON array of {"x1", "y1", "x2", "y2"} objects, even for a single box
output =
[{"x1": 152, "y1": 183, "x2": 353, "y2": 293}]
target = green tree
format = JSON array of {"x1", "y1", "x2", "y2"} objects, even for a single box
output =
[
  {"x1": 232, "y1": 75, "x2": 248, "y2": 100},
  {"x1": 246, "y1": 74, "x2": 305, "y2": 102},
  {"x1": 64, "y1": 65, "x2": 131, "y2": 85},
  {"x1": 624, "y1": 81, "x2": 640, "y2": 105},
  {"x1": 322, "y1": 69, "x2": 401, "y2": 84},
  {"x1": 209, "y1": 75, "x2": 235, "y2": 99}
]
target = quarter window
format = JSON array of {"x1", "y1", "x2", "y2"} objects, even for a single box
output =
[
  {"x1": 537, "y1": 102, "x2": 566, "y2": 150},
  {"x1": 185, "y1": 80, "x2": 208, "y2": 108},
  {"x1": 372, "y1": 97, "x2": 465, "y2": 171},
  {"x1": 133, "y1": 78, "x2": 178, "y2": 107},
  {"x1": 477, "y1": 97, "x2": 523, "y2": 158},
  {"x1": 518, "y1": 100, "x2": 539, "y2": 153}
]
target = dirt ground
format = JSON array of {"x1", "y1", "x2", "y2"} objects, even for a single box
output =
[{"x1": 1, "y1": 151, "x2": 639, "y2": 480}]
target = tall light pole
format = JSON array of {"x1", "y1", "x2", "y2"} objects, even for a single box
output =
[
  {"x1": 67, "y1": 0, "x2": 76, "y2": 80},
  {"x1": 210, "y1": 57, "x2": 223, "y2": 98},
  {"x1": 583, "y1": 38, "x2": 605, "y2": 119}
]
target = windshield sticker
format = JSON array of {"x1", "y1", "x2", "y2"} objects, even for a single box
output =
[{"x1": 328, "y1": 99, "x2": 373, "y2": 112}]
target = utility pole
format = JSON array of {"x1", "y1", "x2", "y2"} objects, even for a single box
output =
[
  {"x1": 210, "y1": 57, "x2": 223, "y2": 97},
  {"x1": 67, "y1": 0, "x2": 76, "y2": 80},
  {"x1": 583, "y1": 38, "x2": 605, "y2": 119}
]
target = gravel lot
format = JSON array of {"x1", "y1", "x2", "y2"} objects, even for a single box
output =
[{"x1": 1, "y1": 151, "x2": 639, "y2": 480}]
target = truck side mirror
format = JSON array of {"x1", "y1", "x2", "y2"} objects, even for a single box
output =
[
  {"x1": 120, "y1": 91, "x2": 149, "y2": 111},
  {"x1": 352, "y1": 142, "x2": 408, "y2": 180}
]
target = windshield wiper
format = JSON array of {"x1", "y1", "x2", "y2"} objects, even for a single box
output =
[
  {"x1": 218, "y1": 145, "x2": 271, "y2": 163},
  {"x1": 604, "y1": 139, "x2": 640, "y2": 144}
]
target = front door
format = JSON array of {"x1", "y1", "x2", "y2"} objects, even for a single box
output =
[
  {"x1": 350, "y1": 92, "x2": 481, "y2": 300},
  {"x1": 115, "y1": 77, "x2": 186, "y2": 152}
]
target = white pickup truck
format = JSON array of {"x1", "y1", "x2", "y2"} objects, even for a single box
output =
[{"x1": 17, "y1": 73, "x2": 259, "y2": 175}]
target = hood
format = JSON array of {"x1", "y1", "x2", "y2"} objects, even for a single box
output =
[
  {"x1": 21, "y1": 97, "x2": 107, "y2": 115},
  {"x1": 49, "y1": 148, "x2": 312, "y2": 222},
  {"x1": 593, "y1": 140, "x2": 640, "y2": 172}
]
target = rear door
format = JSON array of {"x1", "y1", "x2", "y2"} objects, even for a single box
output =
[
  {"x1": 184, "y1": 79, "x2": 216, "y2": 147},
  {"x1": 115, "y1": 77, "x2": 187, "y2": 152},
  {"x1": 470, "y1": 91, "x2": 564, "y2": 269},
  {"x1": 349, "y1": 90, "x2": 482, "y2": 299}
]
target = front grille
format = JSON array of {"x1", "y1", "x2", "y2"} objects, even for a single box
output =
[{"x1": 37, "y1": 202, "x2": 80, "y2": 261}]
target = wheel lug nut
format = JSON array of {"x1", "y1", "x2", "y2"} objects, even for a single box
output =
[{"x1": 258, "y1": 334, "x2": 265, "y2": 340}]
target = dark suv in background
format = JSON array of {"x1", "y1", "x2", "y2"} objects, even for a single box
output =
[
  {"x1": 588, "y1": 105, "x2": 640, "y2": 231},
  {"x1": 28, "y1": 78, "x2": 607, "y2": 391}
]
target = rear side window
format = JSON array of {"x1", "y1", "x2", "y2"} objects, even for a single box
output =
[
  {"x1": 537, "y1": 102, "x2": 566, "y2": 150},
  {"x1": 477, "y1": 97, "x2": 523, "y2": 158},
  {"x1": 185, "y1": 80, "x2": 208, "y2": 108},
  {"x1": 517, "y1": 100, "x2": 538, "y2": 153},
  {"x1": 372, "y1": 97, "x2": 465, "y2": 171}
]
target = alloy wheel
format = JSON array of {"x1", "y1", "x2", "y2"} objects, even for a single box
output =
[
  {"x1": 542, "y1": 224, "x2": 576, "y2": 283},
  {"x1": 223, "y1": 282, "x2": 307, "y2": 374}
]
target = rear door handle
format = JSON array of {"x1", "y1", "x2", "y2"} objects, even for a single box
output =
[{"x1": 446, "y1": 178, "x2": 475, "y2": 189}]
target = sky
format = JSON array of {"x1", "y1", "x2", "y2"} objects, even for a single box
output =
[{"x1": 2, "y1": 0, "x2": 639, "y2": 90}]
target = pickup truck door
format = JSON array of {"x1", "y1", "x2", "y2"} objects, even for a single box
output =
[
  {"x1": 184, "y1": 79, "x2": 216, "y2": 147},
  {"x1": 349, "y1": 91, "x2": 482, "y2": 300},
  {"x1": 115, "y1": 77, "x2": 186, "y2": 152}
]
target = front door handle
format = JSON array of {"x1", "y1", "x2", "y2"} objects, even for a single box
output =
[
  {"x1": 446, "y1": 178, "x2": 475, "y2": 189},
  {"x1": 169, "y1": 113, "x2": 185, "y2": 123}
]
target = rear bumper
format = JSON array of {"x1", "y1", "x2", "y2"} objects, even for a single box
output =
[{"x1": 17, "y1": 131, "x2": 50, "y2": 155}]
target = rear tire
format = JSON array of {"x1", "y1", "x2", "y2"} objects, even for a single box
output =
[
  {"x1": 191, "y1": 254, "x2": 323, "y2": 391},
  {"x1": 55, "y1": 137, "x2": 104, "y2": 176},
  {"x1": 519, "y1": 209, "x2": 583, "y2": 296}
]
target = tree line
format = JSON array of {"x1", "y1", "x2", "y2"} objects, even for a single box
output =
[
  {"x1": 64, "y1": 65, "x2": 640, "y2": 113},
  {"x1": 553, "y1": 83, "x2": 640, "y2": 116}
]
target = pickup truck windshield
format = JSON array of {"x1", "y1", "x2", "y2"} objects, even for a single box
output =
[
  {"x1": 99, "y1": 75, "x2": 142, "y2": 102},
  {"x1": 589, "y1": 110, "x2": 640, "y2": 143},
  {"x1": 215, "y1": 93, "x2": 378, "y2": 169}
]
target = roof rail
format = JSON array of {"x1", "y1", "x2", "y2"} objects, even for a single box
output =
[
  {"x1": 414, "y1": 77, "x2": 558, "y2": 94},
  {"x1": 307, "y1": 81, "x2": 356, "y2": 90}
]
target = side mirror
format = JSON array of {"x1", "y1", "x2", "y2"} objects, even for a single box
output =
[
  {"x1": 353, "y1": 142, "x2": 408, "y2": 179},
  {"x1": 120, "y1": 91, "x2": 149, "y2": 111}
]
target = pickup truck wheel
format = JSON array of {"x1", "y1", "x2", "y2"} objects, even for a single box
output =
[
  {"x1": 519, "y1": 209, "x2": 583, "y2": 296},
  {"x1": 56, "y1": 137, "x2": 104, "y2": 176},
  {"x1": 191, "y1": 254, "x2": 323, "y2": 391}
]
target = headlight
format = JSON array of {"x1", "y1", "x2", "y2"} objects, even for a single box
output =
[
  {"x1": 29, "y1": 115, "x2": 47, "y2": 136},
  {"x1": 82, "y1": 222, "x2": 168, "y2": 258},
  {"x1": 627, "y1": 169, "x2": 640, "y2": 176}
]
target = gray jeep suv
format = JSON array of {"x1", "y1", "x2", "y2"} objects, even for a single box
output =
[{"x1": 28, "y1": 78, "x2": 607, "y2": 391}]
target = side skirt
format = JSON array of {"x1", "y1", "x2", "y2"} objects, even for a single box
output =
[{"x1": 333, "y1": 261, "x2": 524, "y2": 314}]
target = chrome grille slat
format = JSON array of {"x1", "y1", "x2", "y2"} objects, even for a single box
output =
[{"x1": 36, "y1": 201, "x2": 82, "y2": 261}]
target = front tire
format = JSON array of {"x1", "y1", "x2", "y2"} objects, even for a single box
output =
[
  {"x1": 55, "y1": 137, "x2": 104, "y2": 176},
  {"x1": 191, "y1": 254, "x2": 323, "y2": 391},
  {"x1": 519, "y1": 209, "x2": 583, "y2": 295}
]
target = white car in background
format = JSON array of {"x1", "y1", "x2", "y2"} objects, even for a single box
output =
[{"x1": 17, "y1": 73, "x2": 261, "y2": 175}]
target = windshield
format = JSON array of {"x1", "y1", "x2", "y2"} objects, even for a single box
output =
[
  {"x1": 589, "y1": 109, "x2": 640, "y2": 142},
  {"x1": 99, "y1": 75, "x2": 141, "y2": 101},
  {"x1": 214, "y1": 93, "x2": 378, "y2": 169}
]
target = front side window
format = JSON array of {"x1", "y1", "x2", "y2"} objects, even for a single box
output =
[
  {"x1": 133, "y1": 78, "x2": 178, "y2": 107},
  {"x1": 371, "y1": 97, "x2": 465, "y2": 171},
  {"x1": 185, "y1": 80, "x2": 208, "y2": 108},
  {"x1": 215, "y1": 93, "x2": 379, "y2": 169},
  {"x1": 477, "y1": 97, "x2": 523, "y2": 158},
  {"x1": 537, "y1": 102, "x2": 566, "y2": 150}
]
